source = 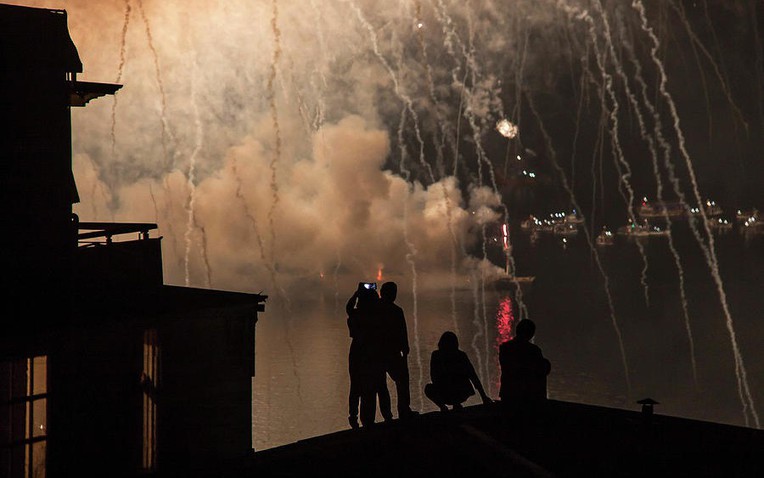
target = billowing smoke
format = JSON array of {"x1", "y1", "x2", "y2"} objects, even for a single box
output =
[
  {"x1": 15, "y1": 0, "x2": 522, "y2": 293},
  {"x1": 73, "y1": 113, "x2": 500, "y2": 291}
]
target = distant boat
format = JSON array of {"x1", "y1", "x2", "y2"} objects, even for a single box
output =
[
  {"x1": 596, "y1": 227, "x2": 614, "y2": 247},
  {"x1": 493, "y1": 274, "x2": 535, "y2": 291},
  {"x1": 564, "y1": 211, "x2": 585, "y2": 225},
  {"x1": 617, "y1": 219, "x2": 668, "y2": 239},
  {"x1": 553, "y1": 223, "x2": 578, "y2": 237},
  {"x1": 638, "y1": 198, "x2": 688, "y2": 219},
  {"x1": 689, "y1": 199, "x2": 722, "y2": 218},
  {"x1": 709, "y1": 217, "x2": 732, "y2": 233},
  {"x1": 736, "y1": 208, "x2": 759, "y2": 224},
  {"x1": 740, "y1": 214, "x2": 764, "y2": 238}
]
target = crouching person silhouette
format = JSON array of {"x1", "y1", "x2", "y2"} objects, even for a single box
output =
[
  {"x1": 499, "y1": 319, "x2": 551, "y2": 415},
  {"x1": 424, "y1": 331, "x2": 492, "y2": 411}
]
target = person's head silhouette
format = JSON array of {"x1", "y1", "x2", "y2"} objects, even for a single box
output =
[
  {"x1": 380, "y1": 282, "x2": 397, "y2": 302},
  {"x1": 438, "y1": 331, "x2": 459, "y2": 352},
  {"x1": 356, "y1": 287, "x2": 379, "y2": 309},
  {"x1": 515, "y1": 319, "x2": 536, "y2": 342}
]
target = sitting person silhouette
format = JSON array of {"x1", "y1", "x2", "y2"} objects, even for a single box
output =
[
  {"x1": 498, "y1": 319, "x2": 551, "y2": 412},
  {"x1": 424, "y1": 331, "x2": 492, "y2": 411}
]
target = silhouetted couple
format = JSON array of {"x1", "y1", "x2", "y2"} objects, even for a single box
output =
[
  {"x1": 424, "y1": 319, "x2": 550, "y2": 414},
  {"x1": 346, "y1": 281, "x2": 416, "y2": 428}
]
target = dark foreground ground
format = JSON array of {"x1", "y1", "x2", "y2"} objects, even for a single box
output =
[{"x1": 183, "y1": 400, "x2": 764, "y2": 477}]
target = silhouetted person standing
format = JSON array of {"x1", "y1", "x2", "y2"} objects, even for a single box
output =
[
  {"x1": 499, "y1": 319, "x2": 551, "y2": 413},
  {"x1": 425, "y1": 331, "x2": 492, "y2": 411},
  {"x1": 346, "y1": 283, "x2": 388, "y2": 428},
  {"x1": 376, "y1": 281, "x2": 417, "y2": 419}
]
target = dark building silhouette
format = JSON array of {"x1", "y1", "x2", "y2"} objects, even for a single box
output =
[{"x1": 0, "y1": 5, "x2": 266, "y2": 477}]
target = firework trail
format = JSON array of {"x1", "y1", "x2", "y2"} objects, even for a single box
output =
[
  {"x1": 267, "y1": 0, "x2": 283, "y2": 271},
  {"x1": 333, "y1": 248, "x2": 342, "y2": 309},
  {"x1": 183, "y1": 66, "x2": 204, "y2": 287},
  {"x1": 348, "y1": 1, "x2": 432, "y2": 186},
  {"x1": 431, "y1": 0, "x2": 466, "y2": 178},
  {"x1": 394, "y1": 107, "x2": 424, "y2": 410},
  {"x1": 111, "y1": 0, "x2": 131, "y2": 157},
  {"x1": 751, "y1": 2, "x2": 764, "y2": 132},
  {"x1": 470, "y1": 253, "x2": 486, "y2": 385},
  {"x1": 198, "y1": 224, "x2": 212, "y2": 288},
  {"x1": 432, "y1": 0, "x2": 529, "y2": 320},
  {"x1": 147, "y1": 182, "x2": 159, "y2": 223},
  {"x1": 307, "y1": 0, "x2": 330, "y2": 131},
  {"x1": 480, "y1": 249, "x2": 491, "y2": 384},
  {"x1": 231, "y1": 158, "x2": 274, "y2": 293},
  {"x1": 525, "y1": 88, "x2": 632, "y2": 395},
  {"x1": 564, "y1": 1, "x2": 651, "y2": 307},
  {"x1": 283, "y1": 60, "x2": 314, "y2": 137},
  {"x1": 160, "y1": 175, "x2": 180, "y2": 264},
  {"x1": 136, "y1": 0, "x2": 174, "y2": 164},
  {"x1": 569, "y1": 66, "x2": 586, "y2": 193},
  {"x1": 413, "y1": 2, "x2": 462, "y2": 330},
  {"x1": 669, "y1": 0, "x2": 749, "y2": 134},
  {"x1": 594, "y1": 0, "x2": 653, "y2": 307},
  {"x1": 618, "y1": 17, "x2": 699, "y2": 387},
  {"x1": 232, "y1": 154, "x2": 301, "y2": 401},
  {"x1": 414, "y1": 1, "x2": 448, "y2": 178},
  {"x1": 445, "y1": 186, "x2": 460, "y2": 334},
  {"x1": 633, "y1": 0, "x2": 758, "y2": 427},
  {"x1": 350, "y1": 0, "x2": 432, "y2": 405}
]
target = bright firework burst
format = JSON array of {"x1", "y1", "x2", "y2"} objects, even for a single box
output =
[{"x1": 495, "y1": 119, "x2": 518, "y2": 139}]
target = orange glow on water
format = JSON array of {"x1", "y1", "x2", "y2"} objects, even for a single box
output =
[{"x1": 376, "y1": 265, "x2": 384, "y2": 282}]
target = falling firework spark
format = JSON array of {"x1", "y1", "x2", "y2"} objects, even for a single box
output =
[
  {"x1": 633, "y1": 0, "x2": 758, "y2": 427},
  {"x1": 618, "y1": 18, "x2": 699, "y2": 387},
  {"x1": 350, "y1": 0, "x2": 432, "y2": 406},
  {"x1": 412, "y1": 2, "x2": 462, "y2": 331},
  {"x1": 111, "y1": 0, "x2": 131, "y2": 158},
  {"x1": 470, "y1": 260, "x2": 486, "y2": 385},
  {"x1": 431, "y1": 1, "x2": 529, "y2": 320},
  {"x1": 396, "y1": 107, "x2": 424, "y2": 411},
  {"x1": 562, "y1": 0, "x2": 652, "y2": 307},
  {"x1": 267, "y1": 0, "x2": 283, "y2": 273},
  {"x1": 469, "y1": 268, "x2": 484, "y2": 381},
  {"x1": 183, "y1": 66, "x2": 204, "y2": 287},
  {"x1": 669, "y1": 0, "x2": 749, "y2": 134},
  {"x1": 135, "y1": 0, "x2": 174, "y2": 163},
  {"x1": 198, "y1": 224, "x2": 212, "y2": 288},
  {"x1": 147, "y1": 182, "x2": 159, "y2": 223},
  {"x1": 526, "y1": 88, "x2": 632, "y2": 395}
]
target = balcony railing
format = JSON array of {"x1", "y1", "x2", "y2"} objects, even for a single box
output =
[{"x1": 77, "y1": 222, "x2": 158, "y2": 247}]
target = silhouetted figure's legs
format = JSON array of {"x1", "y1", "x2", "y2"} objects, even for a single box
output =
[
  {"x1": 360, "y1": 366, "x2": 387, "y2": 427},
  {"x1": 378, "y1": 383, "x2": 393, "y2": 422},
  {"x1": 359, "y1": 389, "x2": 377, "y2": 427},
  {"x1": 424, "y1": 383, "x2": 448, "y2": 412},
  {"x1": 387, "y1": 355, "x2": 412, "y2": 416},
  {"x1": 348, "y1": 389, "x2": 360, "y2": 428},
  {"x1": 348, "y1": 355, "x2": 361, "y2": 428}
]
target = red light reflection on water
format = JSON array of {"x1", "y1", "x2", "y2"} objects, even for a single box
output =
[
  {"x1": 496, "y1": 294, "x2": 515, "y2": 345},
  {"x1": 494, "y1": 295, "x2": 514, "y2": 391}
]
